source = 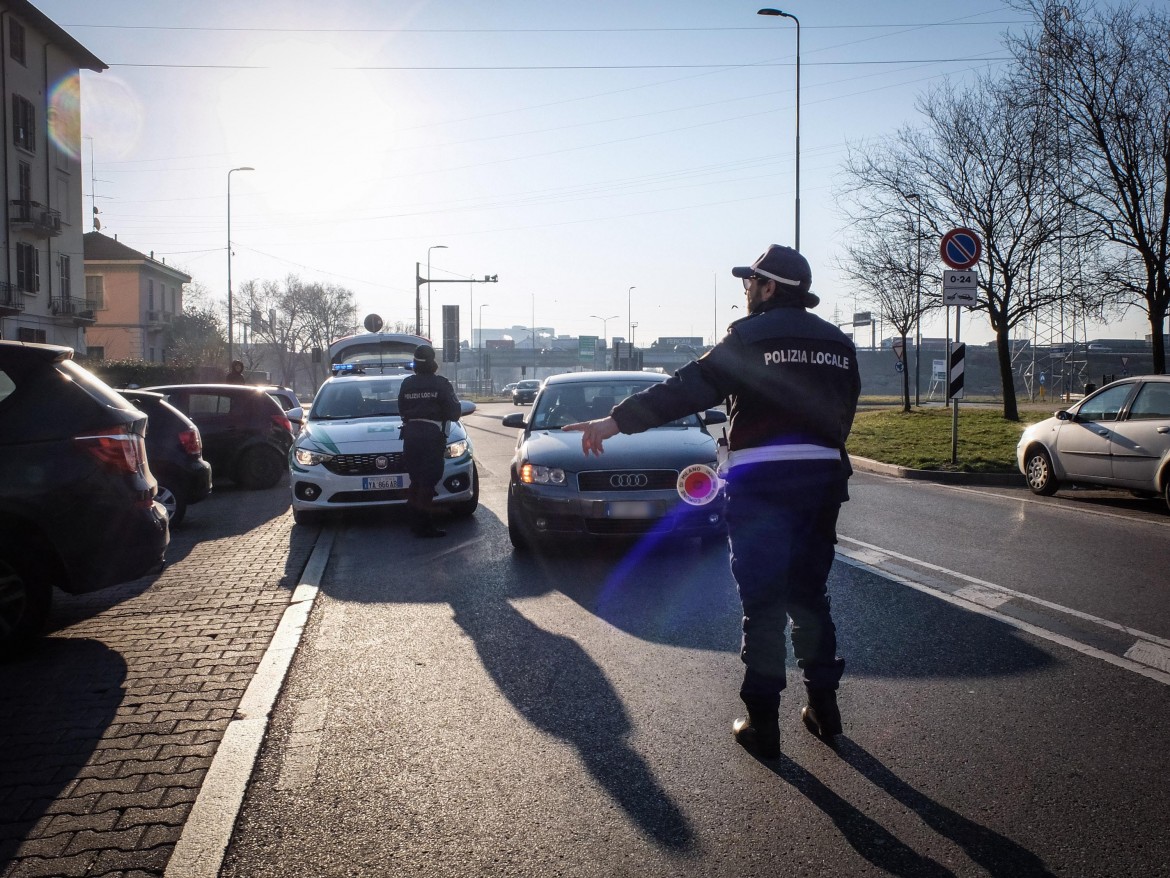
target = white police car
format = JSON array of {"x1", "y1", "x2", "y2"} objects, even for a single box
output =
[{"x1": 289, "y1": 366, "x2": 478, "y2": 525}]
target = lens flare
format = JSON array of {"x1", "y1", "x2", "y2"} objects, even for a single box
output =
[{"x1": 48, "y1": 75, "x2": 81, "y2": 160}]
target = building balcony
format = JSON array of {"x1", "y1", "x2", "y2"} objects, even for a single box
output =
[
  {"x1": 0, "y1": 281, "x2": 25, "y2": 316},
  {"x1": 9, "y1": 200, "x2": 63, "y2": 238},
  {"x1": 51, "y1": 296, "x2": 96, "y2": 324}
]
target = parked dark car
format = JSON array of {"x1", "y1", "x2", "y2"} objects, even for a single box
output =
[
  {"x1": 260, "y1": 385, "x2": 305, "y2": 434},
  {"x1": 120, "y1": 390, "x2": 212, "y2": 526},
  {"x1": 143, "y1": 384, "x2": 293, "y2": 490},
  {"x1": 0, "y1": 341, "x2": 169, "y2": 657},
  {"x1": 502, "y1": 371, "x2": 728, "y2": 549}
]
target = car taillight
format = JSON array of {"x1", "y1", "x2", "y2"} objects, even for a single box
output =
[
  {"x1": 178, "y1": 427, "x2": 203, "y2": 456},
  {"x1": 272, "y1": 413, "x2": 292, "y2": 433},
  {"x1": 75, "y1": 426, "x2": 145, "y2": 475}
]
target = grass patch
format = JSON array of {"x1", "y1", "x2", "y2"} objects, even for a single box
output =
[{"x1": 848, "y1": 406, "x2": 1035, "y2": 473}]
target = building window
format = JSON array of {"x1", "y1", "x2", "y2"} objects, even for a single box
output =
[
  {"x1": 12, "y1": 95, "x2": 35, "y2": 152},
  {"x1": 85, "y1": 275, "x2": 105, "y2": 308},
  {"x1": 149, "y1": 347, "x2": 155, "y2": 362},
  {"x1": 9, "y1": 20, "x2": 25, "y2": 66},
  {"x1": 16, "y1": 243, "x2": 39, "y2": 292},
  {"x1": 59, "y1": 255, "x2": 72, "y2": 297},
  {"x1": 147, "y1": 278, "x2": 154, "y2": 310},
  {"x1": 17, "y1": 162, "x2": 31, "y2": 209},
  {"x1": 17, "y1": 327, "x2": 46, "y2": 343},
  {"x1": 86, "y1": 346, "x2": 105, "y2": 360}
]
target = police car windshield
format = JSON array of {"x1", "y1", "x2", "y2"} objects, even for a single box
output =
[
  {"x1": 529, "y1": 381, "x2": 700, "y2": 431},
  {"x1": 310, "y1": 379, "x2": 405, "y2": 420}
]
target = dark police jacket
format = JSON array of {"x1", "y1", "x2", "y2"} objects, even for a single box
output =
[
  {"x1": 397, "y1": 372, "x2": 462, "y2": 425},
  {"x1": 611, "y1": 301, "x2": 860, "y2": 496}
]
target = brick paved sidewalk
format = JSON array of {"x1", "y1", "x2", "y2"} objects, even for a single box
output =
[{"x1": 0, "y1": 484, "x2": 317, "y2": 878}]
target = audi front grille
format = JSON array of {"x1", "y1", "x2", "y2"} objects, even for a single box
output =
[
  {"x1": 577, "y1": 469, "x2": 678, "y2": 492},
  {"x1": 324, "y1": 452, "x2": 406, "y2": 476}
]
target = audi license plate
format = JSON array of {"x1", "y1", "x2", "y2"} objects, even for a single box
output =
[
  {"x1": 606, "y1": 501, "x2": 659, "y2": 519},
  {"x1": 362, "y1": 474, "x2": 406, "y2": 490}
]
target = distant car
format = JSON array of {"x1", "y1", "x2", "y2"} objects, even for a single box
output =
[
  {"x1": 260, "y1": 385, "x2": 305, "y2": 433},
  {"x1": 512, "y1": 379, "x2": 542, "y2": 406},
  {"x1": 1017, "y1": 375, "x2": 1170, "y2": 509},
  {"x1": 119, "y1": 389, "x2": 212, "y2": 526},
  {"x1": 502, "y1": 370, "x2": 728, "y2": 549},
  {"x1": 0, "y1": 341, "x2": 169, "y2": 657},
  {"x1": 501, "y1": 383, "x2": 519, "y2": 397},
  {"x1": 144, "y1": 384, "x2": 294, "y2": 490},
  {"x1": 289, "y1": 368, "x2": 478, "y2": 525}
]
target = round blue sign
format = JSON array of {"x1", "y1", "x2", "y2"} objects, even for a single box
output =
[{"x1": 940, "y1": 228, "x2": 982, "y2": 270}]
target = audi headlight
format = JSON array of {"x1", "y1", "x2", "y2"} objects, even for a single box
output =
[
  {"x1": 445, "y1": 439, "x2": 470, "y2": 459},
  {"x1": 294, "y1": 447, "x2": 334, "y2": 466},
  {"x1": 520, "y1": 462, "x2": 566, "y2": 485}
]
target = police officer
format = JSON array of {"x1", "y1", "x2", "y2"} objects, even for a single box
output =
[
  {"x1": 566, "y1": 245, "x2": 860, "y2": 757},
  {"x1": 397, "y1": 344, "x2": 462, "y2": 538}
]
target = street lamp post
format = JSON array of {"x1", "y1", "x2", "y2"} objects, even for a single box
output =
[
  {"x1": 627, "y1": 286, "x2": 636, "y2": 348},
  {"x1": 907, "y1": 193, "x2": 924, "y2": 406},
  {"x1": 478, "y1": 303, "x2": 489, "y2": 394},
  {"x1": 589, "y1": 314, "x2": 619, "y2": 346},
  {"x1": 226, "y1": 166, "x2": 254, "y2": 365},
  {"x1": 426, "y1": 244, "x2": 447, "y2": 338},
  {"x1": 757, "y1": 8, "x2": 800, "y2": 251}
]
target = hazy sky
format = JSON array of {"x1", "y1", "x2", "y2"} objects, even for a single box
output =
[{"x1": 36, "y1": 0, "x2": 1156, "y2": 348}]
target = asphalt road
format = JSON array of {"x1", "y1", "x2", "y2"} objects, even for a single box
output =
[{"x1": 217, "y1": 403, "x2": 1170, "y2": 878}]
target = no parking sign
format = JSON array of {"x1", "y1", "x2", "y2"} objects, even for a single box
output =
[{"x1": 940, "y1": 228, "x2": 982, "y2": 270}]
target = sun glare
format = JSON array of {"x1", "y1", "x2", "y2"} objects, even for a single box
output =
[{"x1": 218, "y1": 39, "x2": 405, "y2": 217}]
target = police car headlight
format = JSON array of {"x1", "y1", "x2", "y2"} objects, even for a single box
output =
[
  {"x1": 445, "y1": 439, "x2": 470, "y2": 459},
  {"x1": 520, "y1": 463, "x2": 566, "y2": 485},
  {"x1": 294, "y1": 447, "x2": 334, "y2": 466}
]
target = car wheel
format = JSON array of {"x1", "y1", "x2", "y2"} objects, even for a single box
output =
[
  {"x1": 156, "y1": 483, "x2": 187, "y2": 527},
  {"x1": 1165, "y1": 479, "x2": 1170, "y2": 513},
  {"x1": 0, "y1": 552, "x2": 53, "y2": 660},
  {"x1": 293, "y1": 508, "x2": 323, "y2": 526},
  {"x1": 238, "y1": 447, "x2": 286, "y2": 490},
  {"x1": 448, "y1": 465, "x2": 480, "y2": 518},
  {"x1": 507, "y1": 486, "x2": 531, "y2": 551},
  {"x1": 1024, "y1": 447, "x2": 1060, "y2": 496}
]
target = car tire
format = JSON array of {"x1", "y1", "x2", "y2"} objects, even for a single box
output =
[
  {"x1": 448, "y1": 465, "x2": 480, "y2": 518},
  {"x1": 507, "y1": 487, "x2": 531, "y2": 551},
  {"x1": 1024, "y1": 447, "x2": 1060, "y2": 496},
  {"x1": 237, "y1": 447, "x2": 286, "y2": 490},
  {"x1": 156, "y1": 483, "x2": 187, "y2": 527},
  {"x1": 1165, "y1": 479, "x2": 1170, "y2": 513},
  {"x1": 293, "y1": 508, "x2": 323, "y2": 526},
  {"x1": 0, "y1": 551, "x2": 53, "y2": 660}
]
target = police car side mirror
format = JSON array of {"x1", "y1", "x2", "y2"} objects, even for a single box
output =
[
  {"x1": 702, "y1": 409, "x2": 728, "y2": 426},
  {"x1": 501, "y1": 413, "x2": 527, "y2": 429},
  {"x1": 460, "y1": 400, "x2": 476, "y2": 417},
  {"x1": 1056, "y1": 410, "x2": 1072, "y2": 421}
]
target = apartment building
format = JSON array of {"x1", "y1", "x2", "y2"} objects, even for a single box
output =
[
  {"x1": 83, "y1": 231, "x2": 192, "y2": 362},
  {"x1": 0, "y1": 0, "x2": 105, "y2": 347}
]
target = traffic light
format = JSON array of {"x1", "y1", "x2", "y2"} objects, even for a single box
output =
[{"x1": 484, "y1": 275, "x2": 497, "y2": 282}]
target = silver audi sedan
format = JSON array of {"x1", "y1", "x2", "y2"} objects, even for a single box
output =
[
  {"x1": 1017, "y1": 375, "x2": 1170, "y2": 509},
  {"x1": 502, "y1": 371, "x2": 728, "y2": 549}
]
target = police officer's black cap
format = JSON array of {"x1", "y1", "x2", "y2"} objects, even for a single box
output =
[
  {"x1": 732, "y1": 244, "x2": 819, "y2": 306},
  {"x1": 414, "y1": 344, "x2": 437, "y2": 363}
]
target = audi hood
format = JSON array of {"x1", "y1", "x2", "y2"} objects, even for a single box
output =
[{"x1": 519, "y1": 427, "x2": 718, "y2": 472}]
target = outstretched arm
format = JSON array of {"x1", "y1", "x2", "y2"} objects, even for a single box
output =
[{"x1": 562, "y1": 416, "x2": 620, "y2": 456}]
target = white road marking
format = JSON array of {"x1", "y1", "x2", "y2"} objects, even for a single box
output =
[{"x1": 836, "y1": 540, "x2": 1170, "y2": 688}]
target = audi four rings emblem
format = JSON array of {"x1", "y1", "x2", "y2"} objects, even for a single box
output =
[
  {"x1": 610, "y1": 473, "x2": 649, "y2": 488},
  {"x1": 375, "y1": 456, "x2": 389, "y2": 470}
]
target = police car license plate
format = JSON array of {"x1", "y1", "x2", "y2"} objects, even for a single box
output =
[
  {"x1": 606, "y1": 501, "x2": 658, "y2": 519},
  {"x1": 362, "y1": 475, "x2": 406, "y2": 490}
]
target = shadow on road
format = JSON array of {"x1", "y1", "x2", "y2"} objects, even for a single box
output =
[{"x1": 0, "y1": 639, "x2": 126, "y2": 867}]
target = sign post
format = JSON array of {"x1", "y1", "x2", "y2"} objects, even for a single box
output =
[{"x1": 939, "y1": 227, "x2": 982, "y2": 465}]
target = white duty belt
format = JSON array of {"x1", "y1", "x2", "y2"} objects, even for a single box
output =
[
  {"x1": 721, "y1": 443, "x2": 840, "y2": 474},
  {"x1": 406, "y1": 418, "x2": 446, "y2": 429}
]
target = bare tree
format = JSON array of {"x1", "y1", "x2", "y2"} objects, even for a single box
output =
[
  {"x1": 1009, "y1": 0, "x2": 1170, "y2": 373},
  {"x1": 835, "y1": 212, "x2": 932, "y2": 411},
  {"x1": 840, "y1": 74, "x2": 1067, "y2": 421}
]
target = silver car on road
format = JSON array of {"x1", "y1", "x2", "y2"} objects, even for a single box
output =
[{"x1": 1017, "y1": 375, "x2": 1170, "y2": 509}]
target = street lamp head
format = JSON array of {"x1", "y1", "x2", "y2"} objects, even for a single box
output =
[
  {"x1": 758, "y1": 8, "x2": 793, "y2": 19},
  {"x1": 230, "y1": 166, "x2": 254, "y2": 173}
]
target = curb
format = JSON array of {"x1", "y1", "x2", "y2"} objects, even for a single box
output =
[{"x1": 849, "y1": 455, "x2": 1026, "y2": 488}]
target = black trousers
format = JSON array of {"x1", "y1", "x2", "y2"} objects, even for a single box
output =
[
  {"x1": 401, "y1": 421, "x2": 445, "y2": 515},
  {"x1": 725, "y1": 475, "x2": 846, "y2": 696}
]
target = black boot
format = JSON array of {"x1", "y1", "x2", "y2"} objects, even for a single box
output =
[
  {"x1": 732, "y1": 695, "x2": 781, "y2": 759},
  {"x1": 411, "y1": 509, "x2": 446, "y2": 538},
  {"x1": 801, "y1": 688, "x2": 842, "y2": 739}
]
